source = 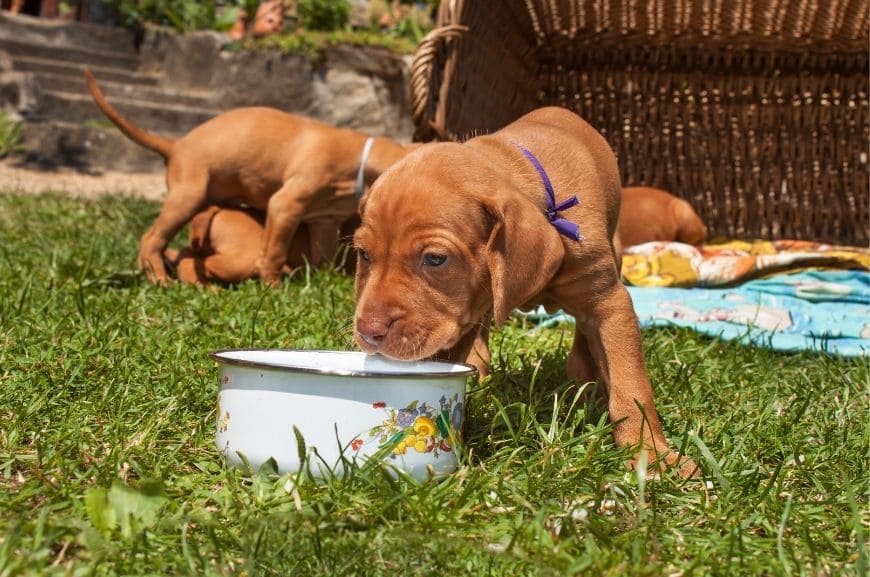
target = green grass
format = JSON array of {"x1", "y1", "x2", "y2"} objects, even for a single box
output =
[
  {"x1": 0, "y1": 112, "x2": 24, "y2": 160},
  {"x1": 0, "y1": 192, "x2": 867, "y2": 576},
  {"x1": 228, "y1": 28, "x2": 419, "y2": 60}
]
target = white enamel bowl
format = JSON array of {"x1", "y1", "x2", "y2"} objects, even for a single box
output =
[{"x1": 211, "y1": 350, "x2": 475, "y2": 481}]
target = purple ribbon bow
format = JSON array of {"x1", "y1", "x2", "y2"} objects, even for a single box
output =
[{"x1": 514, "y1": 143, "x2": 583, "y2": 241}]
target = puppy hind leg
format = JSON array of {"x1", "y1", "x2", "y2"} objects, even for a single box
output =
[
  {"x1": 199, "y1": 251, "x2": 259, "y2": 284},
  {"x1": 163, "y1": 247, "x2": 181, "y2": 264},
  {"x1": 162, "y1": 245, "x2": 205, "y2": 284},
  {"x1": 138, "y1": 171, "x2": 210, "y2": 284},
  {"x1": 566, "y1": 327, "x2": 597, "y2": 384},
  {"x1": 171, "y1": 251, "x2": 258, "y2": 285},
  {"x1": 173, "y1": 256, "x2": 207, "y2": 285}
]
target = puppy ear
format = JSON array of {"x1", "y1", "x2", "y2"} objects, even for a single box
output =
[{"x1": 483, "y1": 194, "x2": 566, "y2": 326}]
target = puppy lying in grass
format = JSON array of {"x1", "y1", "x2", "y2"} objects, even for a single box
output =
[
  {"x1": 164, "y1": 206, "x2": 358, "y2": 284},
  {"x1": 618, "y1": 186, "x2": 708, "y2": 249}
]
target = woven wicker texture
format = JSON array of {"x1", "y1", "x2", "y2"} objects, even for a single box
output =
[{"x1": 411, "y1": 0, "x2": 869, "y2": 244}]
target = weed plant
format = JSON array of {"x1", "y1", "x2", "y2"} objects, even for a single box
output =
[{"x1": 0, "y1": 112, "x2": 23, "y2": 160}]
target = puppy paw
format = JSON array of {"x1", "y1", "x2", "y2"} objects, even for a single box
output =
[
  {"x1": 629, "y1": 449, "x2": 700, "y2": 479},
  {"x1": 138, "y1": 253, "x2": 171, "y2": 285},
  {"x1": 257, "y1": 268, "x2": 283, "y2": 287},
  {"x1": 139, "y1": 265, "x2": 171, "y2": 286},
  {"x1": 255, "y1": 257, "x2": 284, "y2": 286},
  {"x1": 662, "y1": 451, "x2": 700, "y2": 479}
]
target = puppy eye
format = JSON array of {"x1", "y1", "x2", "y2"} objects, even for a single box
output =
[
  {"x1": 423, "y1": 253, "x2": 447, "y2": 267},
  {"x1": 358, "y1": 249, "x2": 370, "y2": 262}
]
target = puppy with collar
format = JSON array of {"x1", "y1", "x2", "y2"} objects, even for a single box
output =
[
  {"x1": 85, "y1": 69, "x2": 409, "y2": 284},
  {"x1": 352, "y1": 107, "x2": 696, "y2": 476}
]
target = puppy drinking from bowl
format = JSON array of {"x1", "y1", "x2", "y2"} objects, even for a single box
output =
[{"x1": 352, "y1": 107, "x2": 697, "y2": 476}]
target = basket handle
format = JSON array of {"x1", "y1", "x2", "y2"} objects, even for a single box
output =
[{"x1": 410, "y1": 24, "x2": 468, "y2": 141}]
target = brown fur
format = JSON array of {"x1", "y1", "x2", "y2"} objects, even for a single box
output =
[
  {"x1": 164, "y1": 207, "x2": 359, "y2": 284},
  {"x1": 618, "y1": 186, "x2": 708, "y2": 249},
  {"x1": 353, "y1": 107, "x2": 697, "y2": 476},
  {"x1": 84, "y1": 69, "x2": 409, "y2": 284}
]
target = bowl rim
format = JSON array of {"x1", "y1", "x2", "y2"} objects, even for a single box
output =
[{"x1": 210, "y1": 348, "x2": 477, "y2": 379}]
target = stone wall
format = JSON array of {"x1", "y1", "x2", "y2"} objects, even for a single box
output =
[
  {"x1": 139, "y1": 27, "x2": 414, "y2": 142},
  {"x1": 0, "y1": 12, "x2": 415, "y2": 171}
]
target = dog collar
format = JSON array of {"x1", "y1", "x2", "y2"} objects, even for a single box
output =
[
  {"x1": 354, "y1": 136, "x2": 376, "y2": 200},
  {"x1": 514, "y1": 143, "x2": 583, "y2": 241}
]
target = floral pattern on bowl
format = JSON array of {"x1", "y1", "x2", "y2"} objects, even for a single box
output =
[{"x1": 357, "y1": 393, "x2": 463, "y2": 459}]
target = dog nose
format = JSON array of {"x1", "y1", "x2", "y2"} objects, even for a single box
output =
[{"x1": 357, "y1": 317, "x2": 391, "y2": 347}]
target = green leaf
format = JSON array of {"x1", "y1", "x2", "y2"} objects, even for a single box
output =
[
  {"x1": 381, "y1": 431, "x2": 406, "y2": 449},
  {"x1": 689, "y1": 431, "x2": 730, "y2": 493},
  {"x1": 106, "y1": 480, "x2": 168, "y2": 539},
  {"x1": 293, "y1": 425, "x2": 307, "y2": 467},
  {"x1": 436, "y1": 411, "x2": 451, "y2": 438},
  {"x1": 257, "y1": 457, "x2": 279, "y2": 477},
  {"x1": 84, "y1": 487, "x2": 115, "y2": 533},
  {"x1": 214, "y1": 6, "x2": 241, "y2": 31}
]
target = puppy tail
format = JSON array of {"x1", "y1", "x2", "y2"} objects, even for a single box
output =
[{"x1": 83, "y1": 68, "x2": 174, "y2": 159}]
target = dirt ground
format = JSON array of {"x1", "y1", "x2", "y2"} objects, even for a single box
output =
[{"x1": 0, "y1": 160, "x2": 166, "y2": 200}]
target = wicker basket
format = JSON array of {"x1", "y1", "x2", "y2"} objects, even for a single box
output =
[{"x1": 410, "y1": 0, "x2": 869, "y2": 244}]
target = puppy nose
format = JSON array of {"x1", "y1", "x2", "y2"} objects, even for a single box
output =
[{"x1": 357, "y1": 317, "x2": 391, "y2": 347}]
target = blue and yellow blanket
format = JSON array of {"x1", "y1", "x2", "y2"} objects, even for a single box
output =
[{"x1": 524, "y1": 240, "x2": 870, "y2": 357}]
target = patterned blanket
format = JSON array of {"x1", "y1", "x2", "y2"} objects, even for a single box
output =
[
  {"x1": 622, "y1": 239, "x2": 870, "y2": 288},
  {"x1": 523, "y1": 240, "x2": 870, "y2": 357}
]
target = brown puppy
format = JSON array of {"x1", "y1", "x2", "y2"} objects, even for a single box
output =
[
  {"x1": 353, "y1": 106, "x2": 696, "y2": 476},
  {"x1": 84, "y1": 69, "x2": 409, "y2": 284},
  {"x1": 618, "y1": 186, "x2": 708, "y2": 249},
  {"x1": 165, "y1": 207, "x2": 358, "y2": 284}
]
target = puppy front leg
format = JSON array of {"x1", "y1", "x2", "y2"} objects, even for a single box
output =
[
  {"x1": 463, "y1": 315, "x2": 492, "y2": 378},
  {"x1": 306, "y1": 219, "x2": 340, "y2": 268},
  {"x1": 582, "y1": 284, "x2": 697, "y2": 476},
  {"x1": 258, "y1": 182, "x2": 313, "y2": 284},
  {"x1": 438, "y1": 317, "x2": 491, "y2": 378}
]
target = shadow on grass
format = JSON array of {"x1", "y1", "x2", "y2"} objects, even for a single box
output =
[{"x1": 461, "y1": 327, "x2": 614, "y2": 466}]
